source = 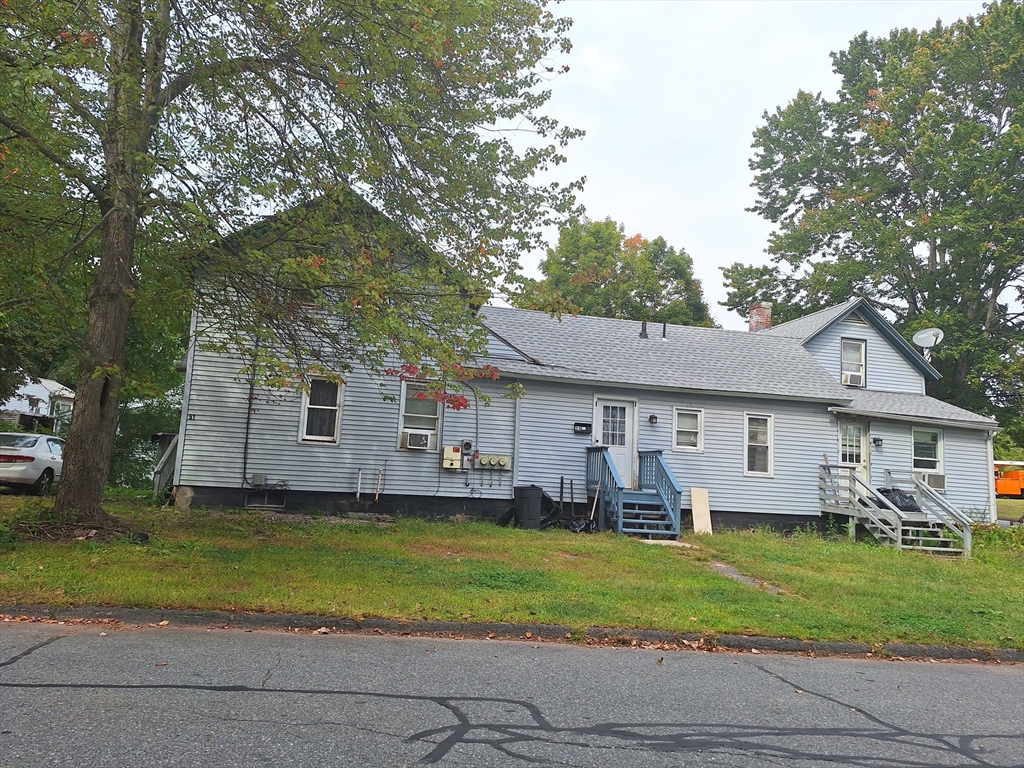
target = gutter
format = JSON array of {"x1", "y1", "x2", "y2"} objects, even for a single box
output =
[
  {"x1": 495, "y1": 367, "x2": 853, "y2": 406},
  {"x1": 828, "y1": 406, "x2": 999, "y2": 431}
]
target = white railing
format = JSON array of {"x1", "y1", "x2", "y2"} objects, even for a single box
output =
[
  {"x1": 884, "y1": 469, "x2": 972, "y2": 557},
  {"x1": 819, "y1": 465, "x2": 902, "y2": 545}
]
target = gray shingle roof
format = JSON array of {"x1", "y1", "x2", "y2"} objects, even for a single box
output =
[
  {"x1": 830, "y1": 389, "x2": 998, "y2": 429},
  {"x1": 480, "y1": 306, "x2": 852, "y2": 403},
  {"x1": 761, "y1": 298, "x2": 861, "y2": 339}
]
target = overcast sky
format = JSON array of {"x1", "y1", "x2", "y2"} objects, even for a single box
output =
[{"x1": 527, "y1": 0, "x2": 988, "y2": 329}]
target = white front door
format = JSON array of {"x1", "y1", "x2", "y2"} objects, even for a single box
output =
[
  {"x1": 595, "y1": 398, "x2": 636, "y2": 488},
  {"x1": 839, "y1": 421, "x2": 870, "y2": 484}
]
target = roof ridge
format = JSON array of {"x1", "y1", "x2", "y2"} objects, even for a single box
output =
[{"x1": 766, "y1": 297, "x2": 860, "y2": 332}]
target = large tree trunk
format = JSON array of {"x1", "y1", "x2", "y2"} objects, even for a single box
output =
[
  {"x1": 52, "y1": 1, "x2": 148, "y2": 524},
  {"x1": 52, "y1": 208, "x2": 138, "y2": 524}
]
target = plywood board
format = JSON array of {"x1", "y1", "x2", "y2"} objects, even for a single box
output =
[{"x1": 691, "y1": 487, "x2": 712, "y2": 534}]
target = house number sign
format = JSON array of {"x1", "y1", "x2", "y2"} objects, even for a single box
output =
[{"x1": 573, "y1": 422, "x2": 592, "y2": 435}]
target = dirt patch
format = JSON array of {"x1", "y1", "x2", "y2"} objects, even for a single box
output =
[
  {"x1": 12, "y1": 520, "x2": 148, "y2": 544},
  {"x1": 706, "y1": 561, "x2": 781, "y2": 595}
]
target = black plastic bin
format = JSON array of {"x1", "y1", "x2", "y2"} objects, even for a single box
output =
[{"x1": 514, "y1": 485, "x2": 543, "y2": 529}]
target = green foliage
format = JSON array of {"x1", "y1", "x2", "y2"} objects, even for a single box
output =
[
  {"x1": 515, "y1": 218, "x2": 713, "y2": 326},
  {"x1": 723, "y1": 1, "x2": 1024, "y2": 429},
  {"x1": 109, "y1": 393, "x2": 182, "y2": 490},
  {"x1": 1, "y1": 0, "x2": 582, "y2": 515}
]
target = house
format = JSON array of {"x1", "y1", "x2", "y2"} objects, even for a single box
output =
[
  {"x1": 0, "y1": 375, "x2": 75, "y2": 433},
  {"x1": 169, "y1": 294, "x2": 997, "y2": 554}
]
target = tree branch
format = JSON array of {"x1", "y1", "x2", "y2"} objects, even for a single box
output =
[
  {"x1": 0, "y1": 113, "x2": 106, "y2": 202},
  {"x1": 153, "y1": 53, "x2": 300, "y2": 110}
]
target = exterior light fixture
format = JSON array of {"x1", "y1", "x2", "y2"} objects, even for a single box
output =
[
  {"x1": 648, "y1": 414, "x2": 658, "y2": 425},
  {"x1": 871, "y1": 436, "x2": 883, "y2": 447}
]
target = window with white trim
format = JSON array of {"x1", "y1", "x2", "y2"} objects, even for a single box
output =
[
  {"x1": 300, "y1": 379, "x2": 342, "y2": 442},
  {"x1": 400, "y1": 381, "x2": 441, "y2": 449},
  {"x1": 841, "y1": 339, "x2": 866, "y2": 387},
  {"x1": 673, "y1": 408, "x2": 703, "y2": 451},
  {"x1": 745, "y1": 413, "x2": 773, "y2": 476},
  {"x1": 912, "y1": 428, "x2": 942, "y2": 472}
]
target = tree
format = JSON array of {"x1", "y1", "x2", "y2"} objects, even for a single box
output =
[
  {"x1": 515, "y1": 218, "x2": 713, "y2": 326},
  {"x1": 1, "y1": 0, "x2": 581, "y2": 523},
  {"x1": 722, "y1": 1, "x2": 1024, "y2": 439}
]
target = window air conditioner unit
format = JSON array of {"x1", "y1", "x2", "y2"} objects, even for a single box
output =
[
  {"x1": 841, "y1": 372, "x2": 864, "y2": 387},
  {"x1": 914, "y1": 472, "x2": 946, "y2": 491},
  {"x1": 401, "y1": 430, "x2": 432, "y2": 450}
]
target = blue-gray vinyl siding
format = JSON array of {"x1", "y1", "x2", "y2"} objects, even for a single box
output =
[
  {"x1": 176, "y1": 347, "x2": 517, "y2": 500},
  {"x1": 514, "y1": 379, "x2": 838, "y2": 516},
  {"x1": 866, "y1": 421, "x2": 992, "y2": 517},
  {"x1": 805, "y1": 317, "x2": 925, "y2": 394}
]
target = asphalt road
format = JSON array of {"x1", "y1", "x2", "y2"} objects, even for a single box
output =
[{"x1": 1, "y1": 622, "x2": 1021, "y2": 767}]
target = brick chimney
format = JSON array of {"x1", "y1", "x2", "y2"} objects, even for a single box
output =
[{"x1": 748, "y1": 301, "x2": 773, "y2": 332}]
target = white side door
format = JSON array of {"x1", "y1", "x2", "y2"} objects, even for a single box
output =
[
  {"x1": 838, "y1": 422, "x2": 869, "y2": 485},
  {"x1": 45, "y1": 438, "x2": 64, "y2": 482},
  {"x1": 594, "y1": 398, "x2": 636, "y2": 488}
]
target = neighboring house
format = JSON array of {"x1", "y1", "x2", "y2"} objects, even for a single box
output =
[
  {"x1": 170, "y1": 295, "x2": 997, "y2": 553},
  {"x1": 0, "y1": 376, "x2": 75, "y2": 433}
]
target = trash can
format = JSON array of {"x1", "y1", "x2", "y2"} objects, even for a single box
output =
[{"x1": 514, "y1": 485, "x2": 543, "y2": 530}]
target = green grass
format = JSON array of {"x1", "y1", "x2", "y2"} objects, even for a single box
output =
[
  {"x1": 997, "y1": 496, "x2": 1023, "y2": 521},
  {"x1": 0, "y1": 493, "x2": 1021, "y2": 649}
]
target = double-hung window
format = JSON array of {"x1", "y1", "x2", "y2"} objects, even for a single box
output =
[
  {"x1": 673, "y1": 408, "x2": 703, "y2": 451},
  {"x1": 745, "y1": 413, "x2": 773, "y2": 476},
  {"x1": 841, "y1": 339, "x2": 866, "y2": 387},
  {"x1": 912, "y1": 428, "x2": 942, "y2": 472},
  {"x1": 300, "y1": 379, "x2": 342, "y2": 442},
  {"x1": 400, "y1": 381, "x2": 441, "y2": 450}
]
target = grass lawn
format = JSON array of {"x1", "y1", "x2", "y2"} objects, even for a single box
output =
[
  {"x1": 997, "y1": 496, "x2": 1023, "y2": 521},
  {"x1": 1, "y1": 491, "x2": 1022, "y2": 650}
]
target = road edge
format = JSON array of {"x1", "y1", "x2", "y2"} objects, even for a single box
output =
[{"x1": 2, "y1": 604, "x2": 1021, "y2": 662}]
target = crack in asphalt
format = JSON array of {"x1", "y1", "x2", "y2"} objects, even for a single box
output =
[
  {"x1": 752, "y1": 663, "x2": 1001, "y2": 768},
  {"x1": 0, "y1": 678, "x2": 1018, "y2": 766},
  {"x1": 0, "y1": 635, "x2": 66, "y2": 668}
]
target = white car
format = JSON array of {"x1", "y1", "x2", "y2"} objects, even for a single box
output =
[{"x1": 0, "y1": 433, "x2": 64, "y2": 495}]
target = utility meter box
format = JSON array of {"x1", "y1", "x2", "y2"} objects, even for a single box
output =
[
  {"x1": 476, "y1": 453, "x2": 512, "y2": 471},
  {"x1": 442, "y1": 445, "x2": 463, "y2": 470}
]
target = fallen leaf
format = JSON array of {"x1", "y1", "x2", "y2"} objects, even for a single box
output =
[
  {"x1": 314, "y1": 627, "x2": 330, "y2": 635},
  {"x1": 795, "y1": 689, "x2": 803, "y2": 694},
  {"x1": 657, "y1": 657, "x2": 664, "y2": 664},
  {"x1": 99, "y1": 631, "x2": 108, "y2": 636},
  {"x1": 157, "y1": 620, "x2": 169, "y2": 627},
  {"x1": 750, "y1": 648, "x2": 761, "y2": 654},
  {"x1": 155, "y1": 662, "x2": 168, "y2": 667},
  {"x1": 689, "y1": 617, "x2": 697, "y2": 622},
  {"x1": 525, "y1": 631, "x2": 532, "y2": 639}
]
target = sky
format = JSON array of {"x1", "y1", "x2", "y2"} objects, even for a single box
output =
[{"x1": 525, "y1": 0, "x2": 989, "y2": 329}]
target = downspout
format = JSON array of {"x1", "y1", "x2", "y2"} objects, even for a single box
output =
[
  {"x1": 986, "y1": 429, "x2": 997, "y2": 523},
  {"x1": 241, "y1": 336, "x2": 259, "y2": 489},
  {"x1": 512, "y1": 387, "x2": 521, "y2": 497}
]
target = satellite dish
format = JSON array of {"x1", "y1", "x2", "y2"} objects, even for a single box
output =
[{"x1": 912, "y1": 328, "x2": 944, "y2": 362}]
